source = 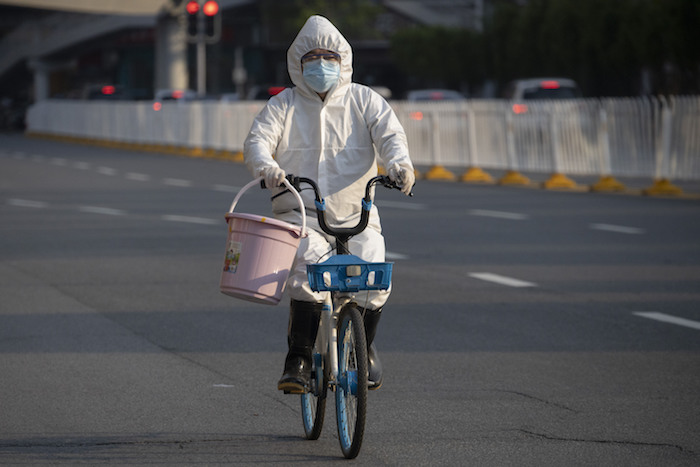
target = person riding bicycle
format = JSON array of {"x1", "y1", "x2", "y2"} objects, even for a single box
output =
[{"x1": 243, "y1": 15, "x2": 414, "y2": 394}]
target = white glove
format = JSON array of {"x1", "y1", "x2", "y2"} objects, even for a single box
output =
[
  {"x1": 388, "y1": 166, "x2": 415, "y2": 196},
  {"x1": 260, "y1": 166, "x2": 286, "y2": 188}
]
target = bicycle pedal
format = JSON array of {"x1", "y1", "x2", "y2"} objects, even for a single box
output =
[
  {"x1": 279, "y1": 382, "x2": 307, "y2": 395},
  {"x1": 368, "y1": 381, "x2": 382, "y2": 391}
]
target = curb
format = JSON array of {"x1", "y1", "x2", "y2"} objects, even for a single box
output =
[{"x1": 27, "y1": 132, "x2": 244, "y2": 163}]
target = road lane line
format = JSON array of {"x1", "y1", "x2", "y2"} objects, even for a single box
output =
[
  {"x1": 97, "y1": 166, "x2": 118, "y2": 176},
  {"x1": 469, "y1": 272, "x2": 537, "y2": 288},
  {"x1": 634, "y1": 312, "x2": 700, "y2": 331},
  {"x1": 590, "y1": 223, "x2": 644, "y2": 235},
  {"x1": 7, "y1": 198, "x2": 49, "y2": 209},
  {"x1": 74, "y1": 161, "x2": 91, "y2": 170},
  {"x1": 126, "y1": 172, "x2": 151, "y2": 182},
  {"x1": 469, "y1": 209, "x2": 529, "y2": 220},
  {"x1": 385, "y1": 251, "x2": 409, "y2": 260},
  {"x1": 79, "y1": 206, "x2": 126, "y2": 216},
  {"x1": 213, "y1": 184, "x2": 242, "y2": 193},
  {"x1": 51, "y1": 157, "x2": 68, "y2": 166},
  {"x1": 163, "y1": 178, "x2": 193, "y2": 187},
  {"x1": 162, "y1": 215, "x2": 218, "y2": 225},
  {"x1": 376, "y1": 201, "x2": 427, "y2": 210}
]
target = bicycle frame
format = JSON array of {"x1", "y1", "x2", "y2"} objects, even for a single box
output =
[{"x1": 313, "y1": 293, "x2": 353, "y2": 394}]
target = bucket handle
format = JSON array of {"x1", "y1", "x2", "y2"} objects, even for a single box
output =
[{"x1": 227, "y1": 176, "x2": 307, "y2": 237}]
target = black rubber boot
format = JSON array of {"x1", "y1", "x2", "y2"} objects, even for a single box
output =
[
  {"x1": 363, "y1": 307, "x2": 383, "y2": 390},
  {"x1": 277, "y1": 300, "x2": 322, "y2": 394}
]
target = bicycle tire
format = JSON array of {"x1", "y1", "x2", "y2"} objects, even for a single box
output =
[
  {"x1": 301, "y1": 345, "x2": 327, "y2": 440},
  {"x1": 335, "y1": 305, "x2": 368, "y2": 459}
]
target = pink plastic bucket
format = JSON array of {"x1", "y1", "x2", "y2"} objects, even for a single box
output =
[{"x1": 220, "y1": 177, "x2": 306, "y2": 305}]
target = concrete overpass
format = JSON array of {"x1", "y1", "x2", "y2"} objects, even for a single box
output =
[
  {"x1": 0, "y1": 0, "x2": 169, "y2": 15},
  {"x1": 0, "y1": 0, "x2": 251, "y2": 102}
]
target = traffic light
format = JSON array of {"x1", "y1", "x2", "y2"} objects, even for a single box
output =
[
  {"x1": 203, "y1": 1, "x2": 221, "y2": 41},
  {"x1": 186, "y1": 0, "x2": 199, "y2": 38}
]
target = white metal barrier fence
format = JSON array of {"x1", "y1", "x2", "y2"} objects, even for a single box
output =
[{"x1": 26, "y1": 96, "x2": 700, "y2": 182}]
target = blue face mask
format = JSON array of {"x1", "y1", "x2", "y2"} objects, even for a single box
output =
[{"x1": 302, "y1": 59, "x2": 340, "y2": 94}]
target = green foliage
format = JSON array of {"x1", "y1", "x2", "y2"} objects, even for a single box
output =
[
  {"x1": 392, "y1": 0, "x2": 700, "y2": 96},
  {"x1": 260, "y1": 0, "x2": 382, "y2": 44},
  {"x1": 390, "y1": 26, "x2": 483, "y2": 89}
]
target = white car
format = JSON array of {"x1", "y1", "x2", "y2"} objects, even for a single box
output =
[
  {"x1": 504, "y1": 78, "x2": 582, "y2": 114},
  {"x1": 504, "y1": 78, "x2": 591, "y2": 173}
]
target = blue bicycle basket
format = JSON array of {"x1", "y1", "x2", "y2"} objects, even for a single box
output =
[{"x1": 307, "y1": 255, "x2": 393, "y2": 292}]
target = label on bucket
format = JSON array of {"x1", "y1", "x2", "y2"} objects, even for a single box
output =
[{"x1": 223, "y1": 240, "x2": 242, "y2": 273}]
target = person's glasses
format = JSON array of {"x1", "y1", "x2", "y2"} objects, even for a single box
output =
[{"x1": 301, "y1": 53, "x2": 341, "y2": 65}]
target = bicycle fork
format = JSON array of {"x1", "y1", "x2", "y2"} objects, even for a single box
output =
[{"x1": 316, "y1": 294, "x2": 355, "y2": 393}]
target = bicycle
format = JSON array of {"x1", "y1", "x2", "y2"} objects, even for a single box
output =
[{"x1": 276, "y1": 174, "x2": 409, "y2": 459}]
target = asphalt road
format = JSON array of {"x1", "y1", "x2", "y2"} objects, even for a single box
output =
[{"x1": 1, "y1": 133, "x2": 699, "y2": 466}]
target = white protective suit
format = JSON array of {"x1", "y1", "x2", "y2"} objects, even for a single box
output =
[{"x1": 244, "y1": 15, "x2": 413, "y2": 309}]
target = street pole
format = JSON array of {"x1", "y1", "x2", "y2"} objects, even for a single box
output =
[
  {"x1": 185, "y1": 0, "x2": 220, "y2": 96},
  {"x1": 197, "y1": 35, "x2": 206, "y2": 96},
  {"x1": 196, "y1": 10, "x2": 206, "y2": 96}
]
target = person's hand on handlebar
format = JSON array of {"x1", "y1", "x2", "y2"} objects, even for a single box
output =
[
  {"x1": 388, "y1": 165, "x2": 415, "y2": 196},
  {"x1": 260, "y1": 166, "x2": 286, "y2": 188}
]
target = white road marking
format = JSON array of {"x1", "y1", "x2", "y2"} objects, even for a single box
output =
[
  {"x1": 79, "y1": 206, "x2": 125, "y2": 216},
  {"x1": 163, "y1": 178, "x2": 192, "y2": 187},
  {"x1": 376, "y1": 200, "x2": 427, "y2": 210},
  {"x1": 161, "y1": 214, "x2": 218, "y2": 225},
  {"x1": 97, "y1": 166, "x2": 118, "y2": 176},
  {"x1": 634, "y1": 312, "x2": 700, "y2": 331},
  {"x1": 213, "y1": 184, "x2": 242, "y2": 193},
  {"x1": 469, "y1": 209, "x2": 529, "y2": 220},
  {"x1": 385, "y1": 251, "x2": 409, "y2": 260},
  {"x1": 51, "y1": 157, "x2": 68, "y2": 166},
  {"x1": 590, "y1": 223, "x2": 644, "y2": 235},
  {"x1": 7, "y1": 198, "x2": 49, "y2": 209},
  {"x1": 469, "y1": 272, "x2": 537, "y2": 288},
  {"x1": 74, "y1": 161, "x2": 91, "y2": 170},
  {"x1": 126, "y1": 172, "x2": 151, "y2": 182},
  {"x1": 31, "y1": 154, "x2": 45, "y2": 162},
  {"x1": 212, "y1": 384, "x2": 235, "y2": 388}
]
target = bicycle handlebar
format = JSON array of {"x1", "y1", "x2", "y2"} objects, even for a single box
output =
[{"x1": 261, "y1": 174, "x2": 412, "y2": 243}]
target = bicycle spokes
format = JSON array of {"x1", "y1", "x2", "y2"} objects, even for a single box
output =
[{"x1": 335, "y1": 306, "x2": 367, "y2": 459}]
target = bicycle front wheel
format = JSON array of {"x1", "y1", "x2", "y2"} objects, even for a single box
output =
[{"x1": 335, "y1": 305, "x2": 368, "y2": 459}]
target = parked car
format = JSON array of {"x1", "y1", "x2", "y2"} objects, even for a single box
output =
[
  {"x1": 246, "y1": 85, "x2": 287, "y2": 100},
  {"x1": 152, "y1": 89, "x2": 197, "y2": 111},
  {"x1": 402, "y1": 89, "x2": 467, "y2": 166},
  {"x1": 154, "y1": 89, "x2": 197, "y2": 102},
  {"x1": 504, "y1": 78, "x2": 592, "y2": 171},
  {"x1": 406, "y1": 89, "x2": 466, "y2": 101},
  {"x1": 504, "y1": 78, "x2": 582, "y2": 114},
  {"x1": 83, "y1": 84, "x2": 130, "y2": 100}
]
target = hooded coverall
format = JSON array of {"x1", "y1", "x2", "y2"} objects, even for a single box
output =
[{"x1": 244, "y1": 15, "x2": 413, "y2": 310}]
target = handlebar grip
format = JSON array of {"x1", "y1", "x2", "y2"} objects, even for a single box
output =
[{"x1": 376, "y1": 175, "x2": 414, "y2": 197}]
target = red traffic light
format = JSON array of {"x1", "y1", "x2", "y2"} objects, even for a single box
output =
[
  {"x1": 186, "y1": 0, "x2": 199, "y2": 15},
  {"x1": 202, "y1": 0, "x2": 219, "y2": 16}
]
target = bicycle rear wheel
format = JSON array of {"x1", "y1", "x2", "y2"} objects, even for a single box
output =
[
  {"x1": 301, "y1": 349, "x2": 327, "y2": 440},
  {"x1": 335, "y1": 305, "x2": 368, "y2": 459}
]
